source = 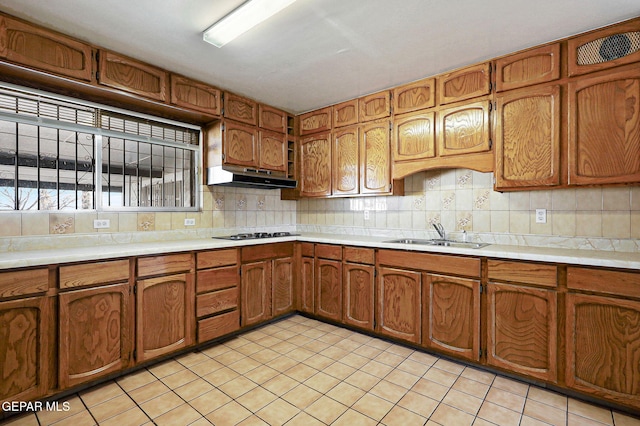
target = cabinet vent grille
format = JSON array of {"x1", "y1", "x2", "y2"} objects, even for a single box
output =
[{"x1": 577, "y1": 32, "x2": 640, "y2": 65}]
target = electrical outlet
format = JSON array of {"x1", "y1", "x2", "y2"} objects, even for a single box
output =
[
  {"x1": 184, "y1": 218, "x2": 196, "y2": 226},
  {"x1": 93, "y1": 219, "x2": 110, "y2": 229},
  {"x1": 535, "y1": 209, "x2": 547, "y2": 224},
  {"x1": 364, "y1": 210, "x2": 370, "y2": 220}
]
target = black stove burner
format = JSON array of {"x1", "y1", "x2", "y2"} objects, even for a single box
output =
[{"x1": 215, "y1": 231, "x2": 298, "y2": 240}]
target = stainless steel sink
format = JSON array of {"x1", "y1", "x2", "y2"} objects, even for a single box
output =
[{"x1": 383, "y1": 238, "x2": 489, "y2": 249}]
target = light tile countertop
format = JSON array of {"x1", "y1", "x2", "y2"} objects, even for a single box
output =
[{"x1": 1, "y1": 233, "x2": 639, "y2": 271}]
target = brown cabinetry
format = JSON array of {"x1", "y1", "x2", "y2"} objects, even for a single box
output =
[
  {"x1": 170, "y1": 75, "x2": 221, "y2": 116},
  {"x1": 223, "y1": 120, "x2": 258, "y2": 168},
  {"x1": 259, "y1": 130, "x2": 287, "y2": 172},
  {"x1": 333, "y1": 125, "x2": 359, "y2": 195},
  {"x1": 334, "y1": 99, "x2": 359, "y2": 128},
  {"x1": 392, "y1": 111, "x2": 436, "y2": 164},
  {"x1": 566, "y1": 267, "x2": 640, "y2": 410},
  {"x1": 0, "y1": 14, "x2": 93, "y2": 82},
  {"x1": 359, "y1": 91, "x2": 391, "y2": 122},
  {"x1": 360, "y1": 120, "x2": 393, "y2": 194},
  {"x1": 299, "y1": 106, "x2": 332, "y2": 136},
  {"x1": 438, "y1": 63, "x2": 491, "y2": 105},
  {"x1": 259, "y1": 104, "x2": 287, "y2": 133},
  {"x1": 58, "y1": 259, "x2": 132, "y2": 388},
  {"x1": 298, "y1": 243, "x2": 315, "y2": 314},
  {"x1": 224, "y1": 92, "x2": 258, "y2": 125},
  {"x1": 315, "y1": 244, "x2": 342, "y2": 322},
  {"x1": 196, "y1": 249, "x2": 239, "y2": 343},
  {"x1": 98, "y1": 50, "x2": 167, "y2": 102},
  {"x1": 495, "y1": 84, "x2": 561, "y2": 189},
  {"x1": 568, "y1": 67, "x2": 640, "y2": 185},
  {"x1": 393, "y1": 78, "x2": 436, "y2": 115},
  {"x1": 136, "y1": 254, "x2": 194, "y2": 362},
  {"x1": 300, "y1": 132, "x2": 332, "y2": 197},
  {"x1": 487, "y1": 260, "x2": 558, "y2": 382},
  {"x1": 0, "y1": 268, "x2": 51, "y2": 406},
  {"x1": 437, "y1": 100, "x2": 492, "y2": 157},
  {"x1": 495, "y1": 44, "x2": 561, "y2": 92},
  {"x1": 342, "y1": 247, "x2": 375, "y2": 330},
  {"x1": 377, "y1": 267, "x2": 421, "y2": 344}
]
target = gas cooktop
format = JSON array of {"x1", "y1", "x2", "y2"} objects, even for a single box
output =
[{"x1": 214, "y1": 231, "x2": 299, "y2": 240}]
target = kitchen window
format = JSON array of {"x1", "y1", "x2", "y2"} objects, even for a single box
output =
[{"x1": 0, "y1": 84, "x2": 200, "y2": 211}]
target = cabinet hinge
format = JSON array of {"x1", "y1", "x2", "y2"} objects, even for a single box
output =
[
  {"x1": 133, "y1": 349, "x2": 137, "y2": 360},
  {"x1": 221, "y1": 123, "x2": 225, "y2": 131},
  {"x1": 374, "y1": 269, "x2": 378, "y2": 277},
  {"x1": 479, "y1": 349, "x2": 483, "y2": 358},
  {"x1": 239, "y1": 268, "x2": 242, "y2": 276},
  {"x1": 488, "y1": 82, "x2": 493, "y2": 93},
  {"x1": 479, "y1": 284, "x2": 484, "y2": 294},
  {"x1": 133, "y1": 284, "x2": 137, "y2": 295},
  {"x1": 95, "y1": 71, "x2": 100, "y2": 81},
  {"x1": 489, "y1": 139, "x2": 493, "y2": 150}
]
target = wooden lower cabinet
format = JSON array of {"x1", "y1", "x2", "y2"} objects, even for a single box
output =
[
  {"x1": 316, "y1": 258, "x2": 342, "y2": 321},
  {"x1": 299, "y1": 255, "x2": 314, "y2": 314},
  {"x1": 487, "y1": 282, "x2": 557, "y2": 382},
  {"x1": 566, "y1": 293, "x2": 640, "y2": 409},
  {"x1": 0, "y1": 295, "x2": 51, "y2": 405},
  {"x1": 59, "y1": 283, "x2": 132, "y2": 388},
  {"x1": 423, "y1": 274, "x2": 480, "y2": 362},
  {"x1": 272, "y1": 257, "x2": 294, "y2": 317},
  {"x1": 241, "y1": 261, "x2": 272, "y2": 327},
  {"x1": 376, "y1": 267, "x2": 421, "y2": 344},
  {"x1": 136, "y1": 273, "x2": 195, "y2": 362},
  {"x1": 342, "y1": 262, "x2": 374, "y2": 330}
]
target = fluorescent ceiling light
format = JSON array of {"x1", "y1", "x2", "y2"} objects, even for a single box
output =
[{"x1": 203, "y1": 0, "x2": 297, "y2": 48}]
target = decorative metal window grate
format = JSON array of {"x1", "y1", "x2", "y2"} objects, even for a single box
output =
[
  {"x1": 0, "y1": 84, "x2": 200, "y2": 211},
  {"x1": 577, "y1": 32, "x2": 640, "y2": 65}
]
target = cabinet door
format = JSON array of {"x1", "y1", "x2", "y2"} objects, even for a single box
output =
[
  {"x1": 316, "y1": 259, "x2": 342, "y2": 321},
  {"x1": 438, "y1": 63, "x2": 491, "y2": 105},
  {"x1": 0, "y1": 14, "x2": 93, "y2": 81},
  {"x1": 333, "y1": 125, "x2": 360, "y2": 196},
  {"x1": 495, "y1": 44, "x2": 561, "y2": 92},
  {"x1": 224, "y1": 92, "x2": 257, "y2": 125},
  {"x1": 437, "y1": 100, "x2": 491, "y2": 157},
  {"x1": 98, "y1": 50, "x2": 167, "y2": 101},
  {"x1": 568, "y1": 68, "x2": 640, "y2": 185},
  {"x1": 273, "y1": 257, "x2": 294, "y2": 317},
  {"x1": 170, "y1": 75, "x2": 221, "y2": 115},
  {"x1": 566, "y1": 293, "x2": 640, "y2": 410},
  {"x1": 259, "y1": 130, "x2": 287, "y2": 172},
  {"x1": 300, "y1": 133, "x2": 332, "y2": 197},
  {"x1": 0, "y1": 296, "x2": 51, "y2": 404},
  {"x1": 59, "y1": 283, "x2": 131, "y2": 388},
  {"x1": 393, "y1": 111, "x2": 436, "y2": 163},
  {"x1": 136, "y1": 273, "x2": 194, "y2": 362},
  {"x1": 377, "y1": 267, "x2": 421, "y2": 344},
  {"x1": 223, "y1": 120, "x2": 258, "y2": 168},
  {"x1": 393, "y1": 78, "x2": 436, "y2": 115},
  {"x1": 424, "y1": 274, "x2": 480, "y2": 361},
  {"x1": 360, "y1": 120, "x2": 392, "y2": 194},
  {"x1": 359, "y1": 91, "x2": 391, "y2": 122},
  {"x1": 495, "y1": 85, "x2": 561, "y2": 189},
  {"x1": 241, "y1": 261, "x2": 272, "y2": 326},
  {"x1": 299, "y1": 106, "x2": 332, "y2": 136},
  {"x1": 487, "y1": 283, "x2": 557, "y2": 382},
  {"x1": 343, "y1": 263, "x2": 374, "y2": 330},
  {"x1": 299, "y1": 256, "x2": 314, "y2": 314},
  {"x1": 333, "y1": 99, "x2": 358, "y2": 128},
  {"x1": 259, "y1": 104, "x2": 287, "y2": 133}
]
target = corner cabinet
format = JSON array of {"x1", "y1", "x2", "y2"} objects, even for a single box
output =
[{"x1": 135, "y1": 254, "x2": 194, "y2": 363}]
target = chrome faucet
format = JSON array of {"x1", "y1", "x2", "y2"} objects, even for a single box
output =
[{"x1": 433, "y1": 223, "x2": 446, "y2": 240}]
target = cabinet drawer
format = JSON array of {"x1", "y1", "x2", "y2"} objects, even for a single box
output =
[
  {"x1": 197, "y1": 249, "x2": 237, "y2": 270},
  {"x1": 59, "y1": 259, "x2": 129, "y2": 289},
  {"x1": 137, "y1": 253, "x2": 192, "y2": 278},
  {"x1": 315, "y1": 244, "x2": 342, "y2": 260},
  {"x1": 241, "y1": 242, "x2": 293, "y2": 262},
  {"x1": 488, "y1": 260, "x2": 557, "y2": 288},
  {"x1": 196, "y1": 266, "x2": 238, "y2": 293},
  {"x1": 300, "y1": 242, "x2": 314, "y2": 257},
  {"x1": 197, "y1": 288, "x2": 238, "y2": 318},
  {"x1": 567, "y1": 267, "x2": 640, "y2": 299},
  {"x1": 0, "y1": 268, "x2": 49, "y2": 298},
  {"x1": 378, "y1": 249, "x2": 480, "y2": 277},
  {"x1": 198, "y1": 310, "x2": 239, "y2": 343},
  {"x1": 343, "y1": 247, "x2": 375, "y2": 265}
]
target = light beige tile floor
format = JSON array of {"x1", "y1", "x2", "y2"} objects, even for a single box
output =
[{"x1": 3, "y1": 315, "x2": 640, "y2": 426}]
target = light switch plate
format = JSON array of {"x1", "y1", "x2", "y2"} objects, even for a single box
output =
[{"x1": 535, "y1": 209, "x2": 547, "y2": 224}]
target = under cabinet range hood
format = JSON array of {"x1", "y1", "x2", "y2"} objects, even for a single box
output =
[{"x1": 206, "y1": 165, "x2": 297, "y2": 189}]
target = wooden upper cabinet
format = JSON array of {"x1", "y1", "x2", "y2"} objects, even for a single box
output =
[
  {"x1": 496, "y1": 44, "x2": 561, "y2": 92},
  {"x1": 0, "y1": 14, "x2": 93, "y2": 82},
  {"x1": 333, "y1": 125, "x2": 360, "y2": 196},
  {"x1": 224, "y1": 92, "x2": 258, "y2": 125},
  {"x1": 360, "y1": 120, "x2": 392, "y2": 194},
  {"x1": 393, "y1": 78, "x2": 436, "y2": 114},
  {"x1": 223, "y1": 120, "x2": 258, "y2": 168},
  {"x1": 170, "y1": 75, "x2": 221, "y2": 116},
  {"x1": 258, "y1": 130, "x2": 287, "y2": 172},
  {"x1": 437, "y1": 100, "x2": 491, "y2": 157},
  {"x1": 98, "y1": 50, "x2": 167, "y2": 102},
  {"x1": 300, "y1": 132, "x2": 332, "y2": 197},
  {"x1": 393, "y1": 111, "x2": 436, "y2": 163},
  {"x1": 359, "y1": 91, "x2": 391, "y2": 122},
  {"x1": 568, "y1": 18, "x2": 640, "y2": 77},
  {"x1": 377, "y1": 267, "x2": 421, "y2": 344},
  {"x1": 299, "y1": 106, "x2": 332, "y2": 136},
  {"x1": 259, "y1": 104, "x2": 287, "y2": 133},
  {"x1": 423, "y1": 273, "x2": 480, "y2": 362},
  {"x1": 334, "y1": 99, "x2": 359, "y2": 128},
  {"x1": 568, "y1": 67, "x2": 640, "y2": 185},
  {"x1": 495, "y1": 85, "x2": 561, "y2": 189},
  {"x1": 438, "y1": 63, "x2": 492, "y2": 105}
]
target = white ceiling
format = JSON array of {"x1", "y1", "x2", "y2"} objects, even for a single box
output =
[{"x1": 1, "y1": 0, "x2": 639, "y2": 114}]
